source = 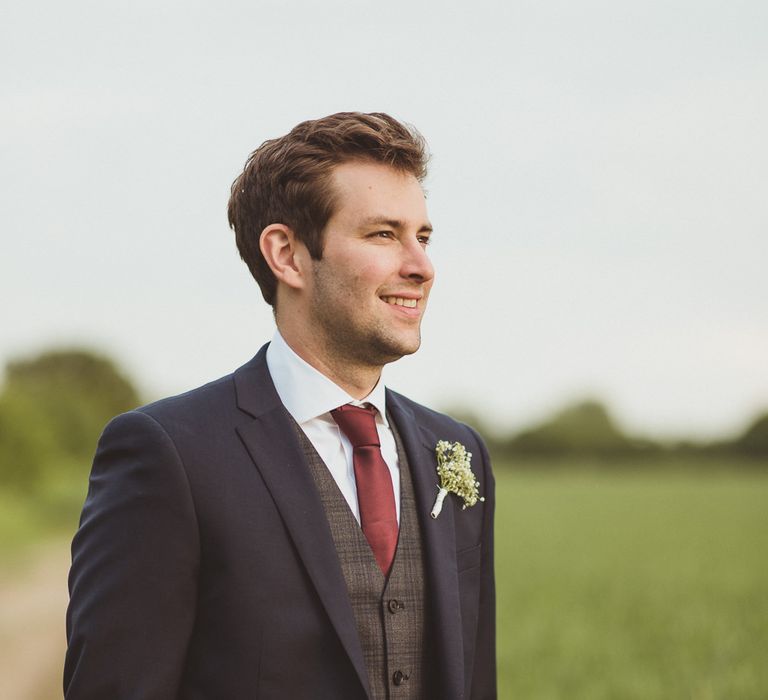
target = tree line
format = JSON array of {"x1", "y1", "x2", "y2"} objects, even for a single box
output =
[
  {"x1": 476, "y1": 399, "x2": 768, "y2": 463},
  {"x1": 0, "y1": 348, "x2": 766, "y2": 497}
]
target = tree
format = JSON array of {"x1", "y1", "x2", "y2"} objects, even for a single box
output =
[
  {"x1": 732, "y1": 411, "x2": 768, "y2": 457},
  {"x1": 0, "y1": 391, "x2": 58, "y2": 490},
  {"x1": 0, "y1": 348, "x2": 141, "y2": 488},
  {"x1": 509, "y1": 399, "x2": 634, "y2": 456}
]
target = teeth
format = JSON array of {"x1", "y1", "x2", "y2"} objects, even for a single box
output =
[{"x1": 383, "y1": 296, "x2": 418, "y2": 308}]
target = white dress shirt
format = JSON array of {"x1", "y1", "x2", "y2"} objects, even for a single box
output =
[{"x1": 266, "y1": 330, "x2": 400, "y2": 524}]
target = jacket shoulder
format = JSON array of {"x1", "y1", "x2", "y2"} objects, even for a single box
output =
[
  {"x1": 387, "y1": 389, "x2": 485, "y2": 446},
  {"x1": 101, "y1": 347, "x2": 272, "y2": 443},
  {"x1": 137, "y1": 372, "x2": 237, "y2": 424}
]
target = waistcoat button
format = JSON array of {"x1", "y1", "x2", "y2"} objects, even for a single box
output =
[
  {"x1": 388, "y1": 599, "x2": 404, "y2": 613},
  {"x1": 392, "y1": 670, "x2": 410, "y2": 685}
]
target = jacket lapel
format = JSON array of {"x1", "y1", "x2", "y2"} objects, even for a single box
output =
[
  {"x1": 233, "y1": 347, "x2": 371, "y2": 698},
  {"x1": 386, "y1": 390, "x2": 465, "y2": 700}
]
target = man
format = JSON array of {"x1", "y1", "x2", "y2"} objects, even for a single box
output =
[{"x1": 65, "y1": 112, "x2": 496, "y2": 699}]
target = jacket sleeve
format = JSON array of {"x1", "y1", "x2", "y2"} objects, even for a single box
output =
[
  {"x1": 64, "y1": 410, "x2": 200, "y2": 699},
  {"x1": 468, "y1": 425, "x2": 497, "y2": 699}
]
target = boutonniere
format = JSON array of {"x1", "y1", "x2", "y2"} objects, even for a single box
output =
[{"x1": 430, "y1": 440, "x2": 484, "y2": 519}]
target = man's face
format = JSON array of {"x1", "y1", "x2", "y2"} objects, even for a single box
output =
[{"x1": 306, "y1": 160, "x2": 434, "y2": 369}]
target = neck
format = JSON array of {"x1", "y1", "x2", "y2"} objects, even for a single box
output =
[{"x1": 277, "y1": 326, "x2": 382, "y2": 400}]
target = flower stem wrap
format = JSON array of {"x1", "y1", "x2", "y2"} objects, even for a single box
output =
[{"x1": 430, "y1": 488, "x2": 449, "y2": 519}]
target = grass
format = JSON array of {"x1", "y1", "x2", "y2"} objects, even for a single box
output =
[{"x1": 495, "y1": 466, "x2": 768, "y2": 699}]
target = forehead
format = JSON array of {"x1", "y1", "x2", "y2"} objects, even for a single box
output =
[{"x1": 328, "y1": 161, "x2": 428, "y2": 225}]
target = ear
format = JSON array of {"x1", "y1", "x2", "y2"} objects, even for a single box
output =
[{"x1": 259, "y1": 224, "x2": 309, "y2": 291}]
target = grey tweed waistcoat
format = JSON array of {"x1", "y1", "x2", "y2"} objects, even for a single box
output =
[{"x1": 292, "y1": 415, "x2": 428, "y2": 699}]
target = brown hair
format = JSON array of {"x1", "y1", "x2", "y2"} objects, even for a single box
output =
[{"x1": 227, "y1": 112, "x2": 429, "y2": 306}]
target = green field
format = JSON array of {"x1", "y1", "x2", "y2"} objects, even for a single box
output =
[
  {"x1": 2, "y1": 466, "x2": 767, "y2": 697},
  {"x1": 495, "y1": 467, "x2": 768, "y2": 699}
]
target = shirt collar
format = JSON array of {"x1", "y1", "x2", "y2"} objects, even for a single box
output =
[{"x1": 266, "y1": 330, "x2": 388, "y2": 426}]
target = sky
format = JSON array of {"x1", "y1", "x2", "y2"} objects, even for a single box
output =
[{"x1": 2, "y1": 0, "x2": 766, "y2": 440}]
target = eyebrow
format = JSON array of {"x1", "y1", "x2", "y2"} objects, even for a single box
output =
[{"x1": 360, "y1": 216, "x2": 433, "y2": 233}]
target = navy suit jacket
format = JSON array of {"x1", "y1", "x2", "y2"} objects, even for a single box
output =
[{"x1": 65, "y1": 345, "x2": 496, "y2": 699}]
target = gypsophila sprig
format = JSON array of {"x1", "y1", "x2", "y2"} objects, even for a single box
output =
[{"x1": 430, "y1": 440, "x2": 484, "y2": 519}]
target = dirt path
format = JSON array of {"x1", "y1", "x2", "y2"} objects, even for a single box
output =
[{"x1": 0, "y1": 539, "x2": 71, "y2": 700}]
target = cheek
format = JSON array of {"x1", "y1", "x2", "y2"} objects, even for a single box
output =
[
  {"x1": 323, "y1": 246, "x2": 395, "y2": 294},
  {"x1": 353, "y1": 261, "x2": 391, "y2": 289}
]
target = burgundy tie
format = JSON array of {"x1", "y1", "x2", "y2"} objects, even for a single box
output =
[{"x1": 331, "y1": 404, "x2": 398, "y2": 575}]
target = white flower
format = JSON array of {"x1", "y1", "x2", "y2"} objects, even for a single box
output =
[{"x1": 430, "y1": 440, "x2": 485, "y2": 519}]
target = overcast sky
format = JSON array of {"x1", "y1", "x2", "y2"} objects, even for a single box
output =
[{"x1": 2, "y1": 0, "x2": 766, "y2": 440}]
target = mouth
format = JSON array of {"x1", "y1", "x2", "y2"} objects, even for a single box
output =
[{"x1": 381, "y1": 296, "x2": 419, "y2": 309}]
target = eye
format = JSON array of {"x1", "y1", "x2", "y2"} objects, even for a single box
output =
[
  {"x1": 370, "y1": 230, "x2": 395, "y2": 240},
  {"x1": 417, "y1": 235, "x2": 432, "y2": 247}
]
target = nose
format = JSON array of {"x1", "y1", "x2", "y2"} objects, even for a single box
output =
[{"x1": 401, "y1": 237, "x2": 435, "y2": 284}]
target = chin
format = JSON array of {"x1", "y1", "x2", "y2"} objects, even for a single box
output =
[{"x1": 370, "y1": 333, "x2": 422, "y2": 364}]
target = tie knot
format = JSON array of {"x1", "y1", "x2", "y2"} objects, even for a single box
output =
[{"x1": 331, "y1": 404, "x2": 381, "y2": 448}]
